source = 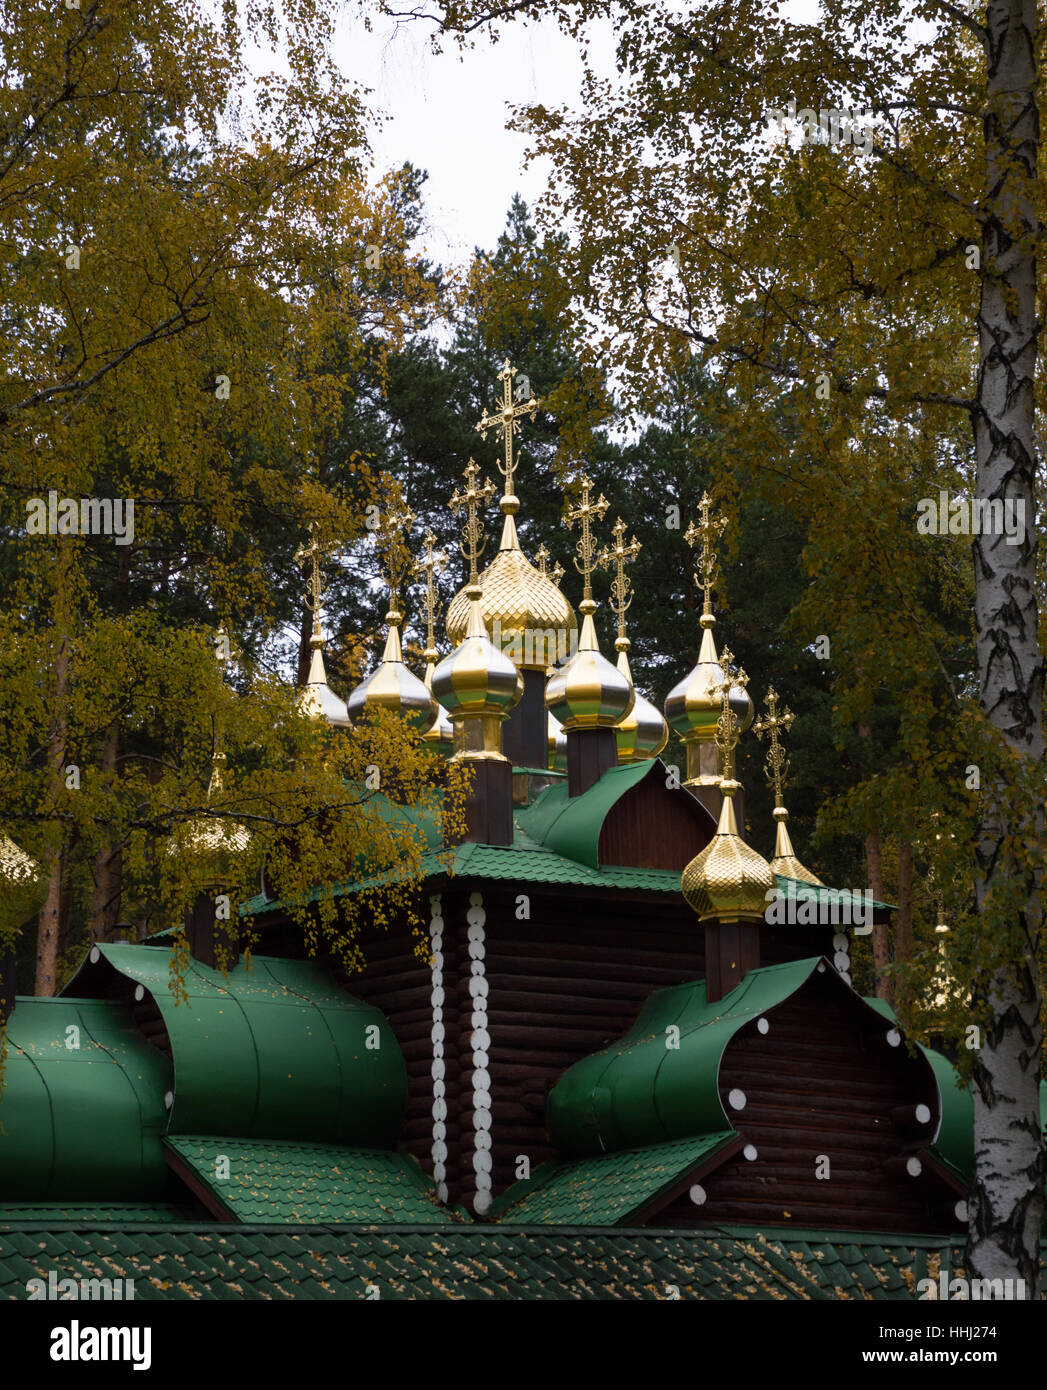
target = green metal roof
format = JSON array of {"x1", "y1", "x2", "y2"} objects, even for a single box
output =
[
  {"x1": 548, "y1": 958, "x2": 931, "y2": 1157},
  {"x1": 234, "y1": 772, "x2": 878, "y2": 920},
  {"x1": 549, "y1": 958, "x2": 820, "y2": 1156},
  {"x1": 164, "y1": 1137, "x2": 463, "y2": 1225},
  {"x1": 515, "y1": 760, "x2": 654, "y2": 867},
  {"x1": 67, "y1": 946, "x2": 407, "y2": 1146},
  {"x1": 494, "y1": 1133, "x2": 738, "y2": 1226},
  {"x1": 0, "y1": 998, "x2": 172, "y2": 1202},
  {"x1": 2, "y1": 1225, "x2": 1040, "y2": 1300}
]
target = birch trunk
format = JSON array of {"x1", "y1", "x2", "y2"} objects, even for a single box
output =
[{"x1": 967, "y1": 0, "x2": 1045, "y2": 1296}]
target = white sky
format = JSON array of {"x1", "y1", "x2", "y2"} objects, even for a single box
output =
[{"x1": 328, "y1": 9, "x2": 616, "y2": 265}]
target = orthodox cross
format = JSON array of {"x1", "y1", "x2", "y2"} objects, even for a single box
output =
[
  {"x1": 375, "y1": 501, "x2": 416, "y2": 620},
  {"x1": 534, "y1": 542, "x2": 565, "y2": 588},
  {"x1": 294, "y1": 524, "x2": 326, "y2": 636},
  {"x1": 714, "y1": 647, "x2": 748, "y2": 783},
  {"x1": 475, "y1": 359, "x2": 539, "y2": 500},
  {"x1": 684, "y1": 491, "x2": 727, "y2": 616},
  {"x1": 752, "y1": 686, "x2": 795, "y2": 809},
  {"x1": 450, "y1": 459, "x2": 496, "y2": 587},
  {"x1": 564, "y1": 473, "x2": 610, "y2": 603},
  {"x1": 597, "y1": 516, "x2": 642, "y2": 648},
  {"x1": 415, "y1": 529, "x2": 446, "y2": 661}
]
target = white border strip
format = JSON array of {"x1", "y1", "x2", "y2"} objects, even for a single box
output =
[
  {"x1": 466, "y1": 891, "x2": 492, "y2": 1216},
  {"x1": 428, "y1": 894, "x2": 448, "y2": 1204}
]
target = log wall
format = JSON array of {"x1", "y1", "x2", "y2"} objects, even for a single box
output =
[{"x1": 482, "y1": 889, "x2": 705, "y2": 1196}]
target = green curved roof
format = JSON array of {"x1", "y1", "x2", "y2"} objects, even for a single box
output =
[
  {"x1": 549, "y1": 958, "x2": 941, "y2": 1158},
  {"x1": 549, "y1": 958, "x2": 826, "y2": 1156},
  {"x1": 0, "y1": 999, "x2": 171, "y2": 1201},
  {"x1": 517, "y1": 760, "x2": 666, "y2": 868},
  {"x1": 71, "y1": 946, "x2": 407, "y2": 1146}
]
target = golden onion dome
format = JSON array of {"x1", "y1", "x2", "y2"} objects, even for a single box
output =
[
  {"x1": 347, "y1": 609, "x2": 436, "y2": 733},
  {"x1": 0, "y1": 835, "x2": 38, "y2": 883},
  {"x1": 546, "y1": 599, "x2": 634, "y2": 731},
  {"x1": 298, "y1": 627, "x2": 351, "y2": 729},
  {"x1": 0, "y1": 835, "x2": 44, "y2": 933},
  {"x1": 547, "y1": 706, "x2": 567, "y2": 771},
  {"x1": 665, "y1": 614, "x2": 753, "y2": 740},
  {"x1": 432, "y1": 586, "x2": 523, "y2": 719},
  {"x1": 769, "y1": 806, "x2": 823, "y2": 885},
  {"x1": 445, "y1": 503, "x2": 576, "y2": 670},
  {"x1": 166, "y1": 752, "x2": 250, "y2": 885},
  {"x1": 614, "y1": 644, "x2": 668, "y2": 762},
  {"x1": 682, "y1": 778, "x2": 775, "y2": 922},
  {"x1": 421, "y1": 659, "x2": 454, "y2": 752}
]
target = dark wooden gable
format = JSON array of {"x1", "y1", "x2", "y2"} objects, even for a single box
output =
[
  {"x1": 598, "y1": 770, "x2": 716, "y2": 870},
  {"x1": 653, "y1": 966, "x2": 965, "y2": 1234}
]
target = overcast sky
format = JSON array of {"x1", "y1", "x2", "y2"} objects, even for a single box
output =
[{"x1": 328, "y1": 9, "x2": 616, "y2": 265}]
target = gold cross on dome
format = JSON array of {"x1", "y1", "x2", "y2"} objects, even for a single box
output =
[
  {"x1": 475, "y1": 359, "x2": 540, "y2": 500},
  {"x1": 598, "y1": 516, "x2": 642, "y2": 646},
  {"x1": 450, "y1": 459, "x2": 496, "y2": 587},
  {"x1": 294, "y1": 523, "x2": 326, "y2": 635},
  {"x1": 414, "y1": 529, "x2": 446, "y2": 660},
  {"x1": 714, "y1": 647, "x2": 748, "y2": 783},
  {"x1": 535, "y1": 543, "x2": 565, "y2": 588},
  {"x1": 684, "y1": 491, "x2": 727, "y2": 616},
  {"x1": 564, "y1": 474, "x2": 610, "y2": 604},
  {"x1": 753, "y1": 686, "x2": 795, "y2": 809},
  {"x1": 375, "y1": 501, "x2": 416, "y2": 620}
]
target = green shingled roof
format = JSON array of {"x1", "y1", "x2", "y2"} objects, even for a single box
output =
[
  {"x1": 164, "y1": 1137, "x2": 463, "y2": 1226},
  {"x1": 0, "y1": 1204, "x2": 200, "y2": 1228},
  {"x1": 240, "y1": 831, "x2": 687, "y2": 919},
  {"x1": 228, "y1": 767, "x2": 882, "y2": 919},
  {"x1": 493, "y1": 1133, "x2": 738, "y2": 1226},
  {"x1": 3, "y1": 1225, "x2": 1041, "y2": 1300},
  {"x1": 774, "y1": 877, "x2": 895, "y2": 914}
]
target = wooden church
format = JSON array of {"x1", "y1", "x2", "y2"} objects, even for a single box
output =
[{"x1": 1, "y1": 364, "x2": 1040, "y2": 1300}]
